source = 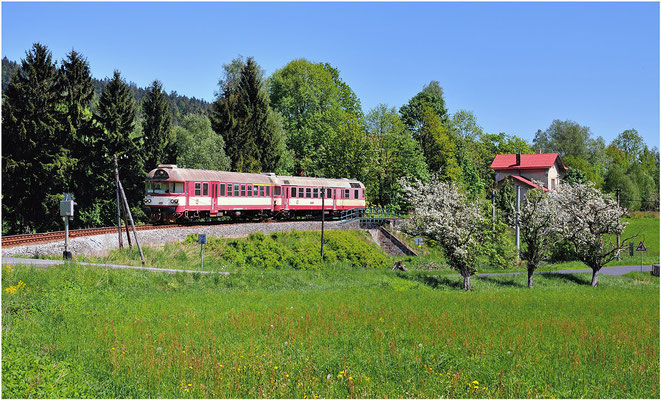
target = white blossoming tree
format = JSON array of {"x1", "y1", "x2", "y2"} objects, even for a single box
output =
[
  {"x1": 401, "y1": 176, "x2": 485, "y2": 291},
  {"x1": 553, "y1": 183, "x2": 629, "y2": 287},
  {"x1": 519, "y1": 188, "x2": 558, "y2": 288}
]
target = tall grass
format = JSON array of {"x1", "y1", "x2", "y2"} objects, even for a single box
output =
[{"x1": 2, "y1": 263, "x2": 658, "y2": 398}]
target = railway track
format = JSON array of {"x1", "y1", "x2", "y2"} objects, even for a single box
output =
[
  {"x1": 1, "y1": 224, "x2": 176, "y2": 248},
  {"x1": 0, "y1": 218, "x2": 335, "y2": 249}
]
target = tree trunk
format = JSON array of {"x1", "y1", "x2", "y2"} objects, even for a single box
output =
[
  {"x1": 591, "y1": 269, "x2": 599, "y2": 287},
  {"x1": 463, "y1": 274, "x2": 471, "y2": 291},
  {"x1": 528, "y1": 269, "x2": 534, "y2": 288}
]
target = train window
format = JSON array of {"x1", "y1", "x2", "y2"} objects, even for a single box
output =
[
  {"x1": 203, "y1": 183, "x2": 209, "y2": 196},
  {"x1": 194, "y1": 183, "x2": 201, "y2": 196},
  {"x1": 171, "y1": 182, "x2": 184, "y2": 194},
  {"x1": 233, "y1": 184, "x2": 239, "y2": 197},
  {"x1": 228, "y1": 184, "x2": 233, "y2": 196},
  {"x1": 344, "y1": 189, "x2": 349, "y2": 199},
  {"x1": 150, "y1": 182, "x2": 169, "y2": 194},
  {"x1": 299, "y1": 187, "x2": 304, "y2": 197},
  {"x1": 354, "y1": 189, "x2": 359, "y2": 199},
  {"x1": 306, "y1": 188, "x2": 311, "y2": 198},
  {"x1": 247, "y1": 185, "x2": 253, "y2": 197},
  {"x1": 259, "y1": 186, "x2": 265, "y2": 197},
  {"x1": 240, "y1": 184, "x2": 246, "y2": 197},
  {"x1": 290, "y1": 187, "x2": 296, "y2": 198},
  {"x1": 266, "y1": 186, "x2": 271, "y2": 196},
  {"x1": 327, "y1": 188, "x2": 332, "y2": 198},
  {"x1": 275, "y1": 187, "x2": 281, "y2": 196},
  {"x1": 220, "y1": 184, "x2": 226, "y2": 196},
  {"x1": 313, "y1": 188, "x2": 318, "y2": 198}
]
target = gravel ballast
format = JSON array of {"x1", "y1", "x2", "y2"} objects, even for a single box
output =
[{"x1": 2, "y1": 220, "x2": 361, "y2": 258}]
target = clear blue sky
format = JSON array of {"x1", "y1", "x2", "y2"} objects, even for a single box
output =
[{"x1": 2, "y1": 2, "x2": 659, "y2": 148}]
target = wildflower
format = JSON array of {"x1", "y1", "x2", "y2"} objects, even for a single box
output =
[
  {"x1": 472, "y1": 380, "x2": 479, "y2": 384},
  {"x1": 419, "y1": 343, "x2": 423, "y2": 347},
  {"x1": 274, "y1": 366, "x2": 278, "y2": 370},
  {"x1": 188, "y1": 383, "x2": 192, "y2": 387},
  {"x1": 327, "y1": 374, "x2": 332, "y2": 380}
]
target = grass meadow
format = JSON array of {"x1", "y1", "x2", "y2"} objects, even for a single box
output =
[{"x1": 2, "y1": 262, "x2": 659, "y2": 398}]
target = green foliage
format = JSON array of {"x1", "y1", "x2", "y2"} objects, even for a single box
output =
[
  {"x1": 365, "y1": 104, "x2": 429, "y2": 208},
  {"x1": 2, "y1": 43, "x2": 74, "y2": 234},
  {"x1": 417, "y1": 106, "x2": 461, "y2": 180},
  {"x1": 399, "y1": 80, "x2": 449, "y2": 134},
  {"x1": 269, "y1": 58, "x2": 362, "y2": 176},
  {"x1": 211, "y1": 56, "x2": 287, "y2": 173},
  {"x1": 174, "y1": 114, "x2": 231, "y2": 170},
  {"x1": 183, "y1": 230, "x2": 389, "y2": 270},
  {"x1": 142, "y1": 80, "x2": 174, "y2": 168},
  {"x1": 478, "y1": 221, "x2": 516, "y2": 270}
]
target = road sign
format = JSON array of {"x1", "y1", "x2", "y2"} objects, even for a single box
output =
[
  {"x1": 414, "y1": 237, "x2": 423, "y2": 246},
  {"x1": 636, "y1": 241, "x2": 647, "y2": 252}
]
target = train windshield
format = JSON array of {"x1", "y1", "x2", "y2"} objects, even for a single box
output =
[{"x1": 148, "y1": 182, "x2": 169, "y2": 194}]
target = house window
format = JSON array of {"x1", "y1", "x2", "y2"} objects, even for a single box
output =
[
  {"x1": 203, "y1": 183, "x2": 209, "y2": 196},
  {"x1": 194, "y1": 183, "x2": 201, "y2": 196}
]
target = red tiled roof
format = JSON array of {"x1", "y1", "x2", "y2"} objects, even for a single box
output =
[
  {"x1": 490, "y1": 153, "x2": 568, "y2": 171},
  {"x1": 508, "y1": 175, "x2": 550, "y2": 191}
]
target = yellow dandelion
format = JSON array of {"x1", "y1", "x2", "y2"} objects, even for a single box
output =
[
  {"x1": 274, "y1": 366, "x2": 278, "y2": 369},
  {"x1": 472, "y1": 380, "x2": 479, "y2": 384},
  {"x1": 188, "y1": 383, "x2": 192, "y2": 387}
]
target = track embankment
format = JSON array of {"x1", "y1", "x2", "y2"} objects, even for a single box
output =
[{"x1": 1, "y1": 220, "x2": 360, "y2": 258}]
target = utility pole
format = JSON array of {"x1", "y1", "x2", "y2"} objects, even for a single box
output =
[
  {"x1": 320, "y1": 187, "x2": 325, "y2": 259},
  {"x1": 616, "y1": 189, "x2": 621, "y2": 261},
  {"x1": 491, "y1": 188, "x2": 496, "y2": 232},
  {"x1": 515, "y1": 184, "x2": 521, "y2": 263}
]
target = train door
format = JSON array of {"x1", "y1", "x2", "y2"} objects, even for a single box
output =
[
  {"x1": 332, "y1": 188, "x2": 337, "y2": 211},
  {"x1": 283, "y1": 187, "x2": 289, "y2": 210},
  {"x1": 211, "y1": 183, "x2": 217, "y2": 212}
]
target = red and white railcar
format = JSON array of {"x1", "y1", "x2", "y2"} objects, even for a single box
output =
[{"x1": 144, "y1": 165, "x2": 366, "y2": 222}]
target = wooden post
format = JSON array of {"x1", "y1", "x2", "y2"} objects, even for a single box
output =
[
  {"x1": 114, "y1": 155, "x2": 124, "y2": 249},
  {"x1": 119, "y1": 197, "x2": 133, "y2": 248},
  {"x1": 118, "y1": 180, "x2": 146, "y2": 265}
]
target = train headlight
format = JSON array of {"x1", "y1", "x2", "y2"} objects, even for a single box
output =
[
  {"x1": 145, "y1": 198, "x2": 151, "y2": 204},
  {"x1": 170, "y1": 199, "x2": 179, "y2": 204}
]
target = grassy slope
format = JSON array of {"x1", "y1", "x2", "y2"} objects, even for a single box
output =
[{"x1": 2, "y1": 264, "x2": 659, "y2": 399}]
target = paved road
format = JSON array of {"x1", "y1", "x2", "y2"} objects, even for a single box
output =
[
  {"x1": 1, "y1": 256, "x2": 228, "y2": 275},
  {"x1": 1, "y1": 256, "x2": 655, "y2": 277}
]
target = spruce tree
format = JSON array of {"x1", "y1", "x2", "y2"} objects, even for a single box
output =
[
  {"x1": 95, "y1": 71, "x2": 143, "y2": 211},
  {"x1": 59, "y1": 50, "x2": 107, "y2": 223},
  {"x1": 142, "y1": 80, "x2": 174, "y2": 169},
  {"x1": 2, "y1": 43, "x2": 72, "y2": 233},
  {"x1": 211, "y1": 57, "x2": 286, "y2": 173}
]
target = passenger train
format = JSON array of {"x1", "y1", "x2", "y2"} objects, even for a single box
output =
[{"x1": 143, "y1": 164, "x2": 366, "y2": 222}]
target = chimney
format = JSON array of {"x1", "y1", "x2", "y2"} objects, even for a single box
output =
[{"x1": 516, "y1": 151, "x2": 521, "y2": 166}]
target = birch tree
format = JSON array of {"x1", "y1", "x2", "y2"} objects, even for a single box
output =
[
  {"x1": 553, "y1": 183, "x2": 629, "y2": 287},
  {"x1": 401, "y1": 176, "x2": 485, "y2": 290},
  {"x1": 519, "y1": 189, "x2": 557, "y2": 288}
]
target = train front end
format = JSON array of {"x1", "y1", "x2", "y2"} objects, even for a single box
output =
[{"x1": 144, "y1": 164, "x2": 187, "y2": 223}]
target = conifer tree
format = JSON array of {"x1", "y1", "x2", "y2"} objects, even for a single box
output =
[
  {"x1": 95, "y1": 71, "x2": 143, "y2": 210},
  {"x1": 212, "y1": 57, "x2": 286, "y2": 173},
  {"x1": 142, "y1": 80, "x2": 174, "y2": 169},
  {"x1": 59, "y1": 50, "x2": 107, "y2": 222},
  {"x1": 2, "y1": 43, "x2": 72, "y2": 233}
]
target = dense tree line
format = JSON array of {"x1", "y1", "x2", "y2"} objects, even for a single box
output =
[{"x1": 2, "y1": 44, "x2": 658, "y2": 235}]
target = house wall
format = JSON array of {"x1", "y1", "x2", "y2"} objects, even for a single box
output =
[{"x1": 496, "y1": 169, "x2": 549, "y2": 187}]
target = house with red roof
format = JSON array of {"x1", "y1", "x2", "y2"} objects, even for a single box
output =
[{"x1": 490, "y1": 152, "x2": 568, "y2": 192}]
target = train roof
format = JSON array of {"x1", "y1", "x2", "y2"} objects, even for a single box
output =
[
  {"x1": 269, "y1": 175, "x2": 365, "y2": 189},
  {"x1": 146, "y1": 165, "x2": 365, "y2": 188},
  {"x1": 146, "y1": 165, "x2": 273, "y2": 184}
]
